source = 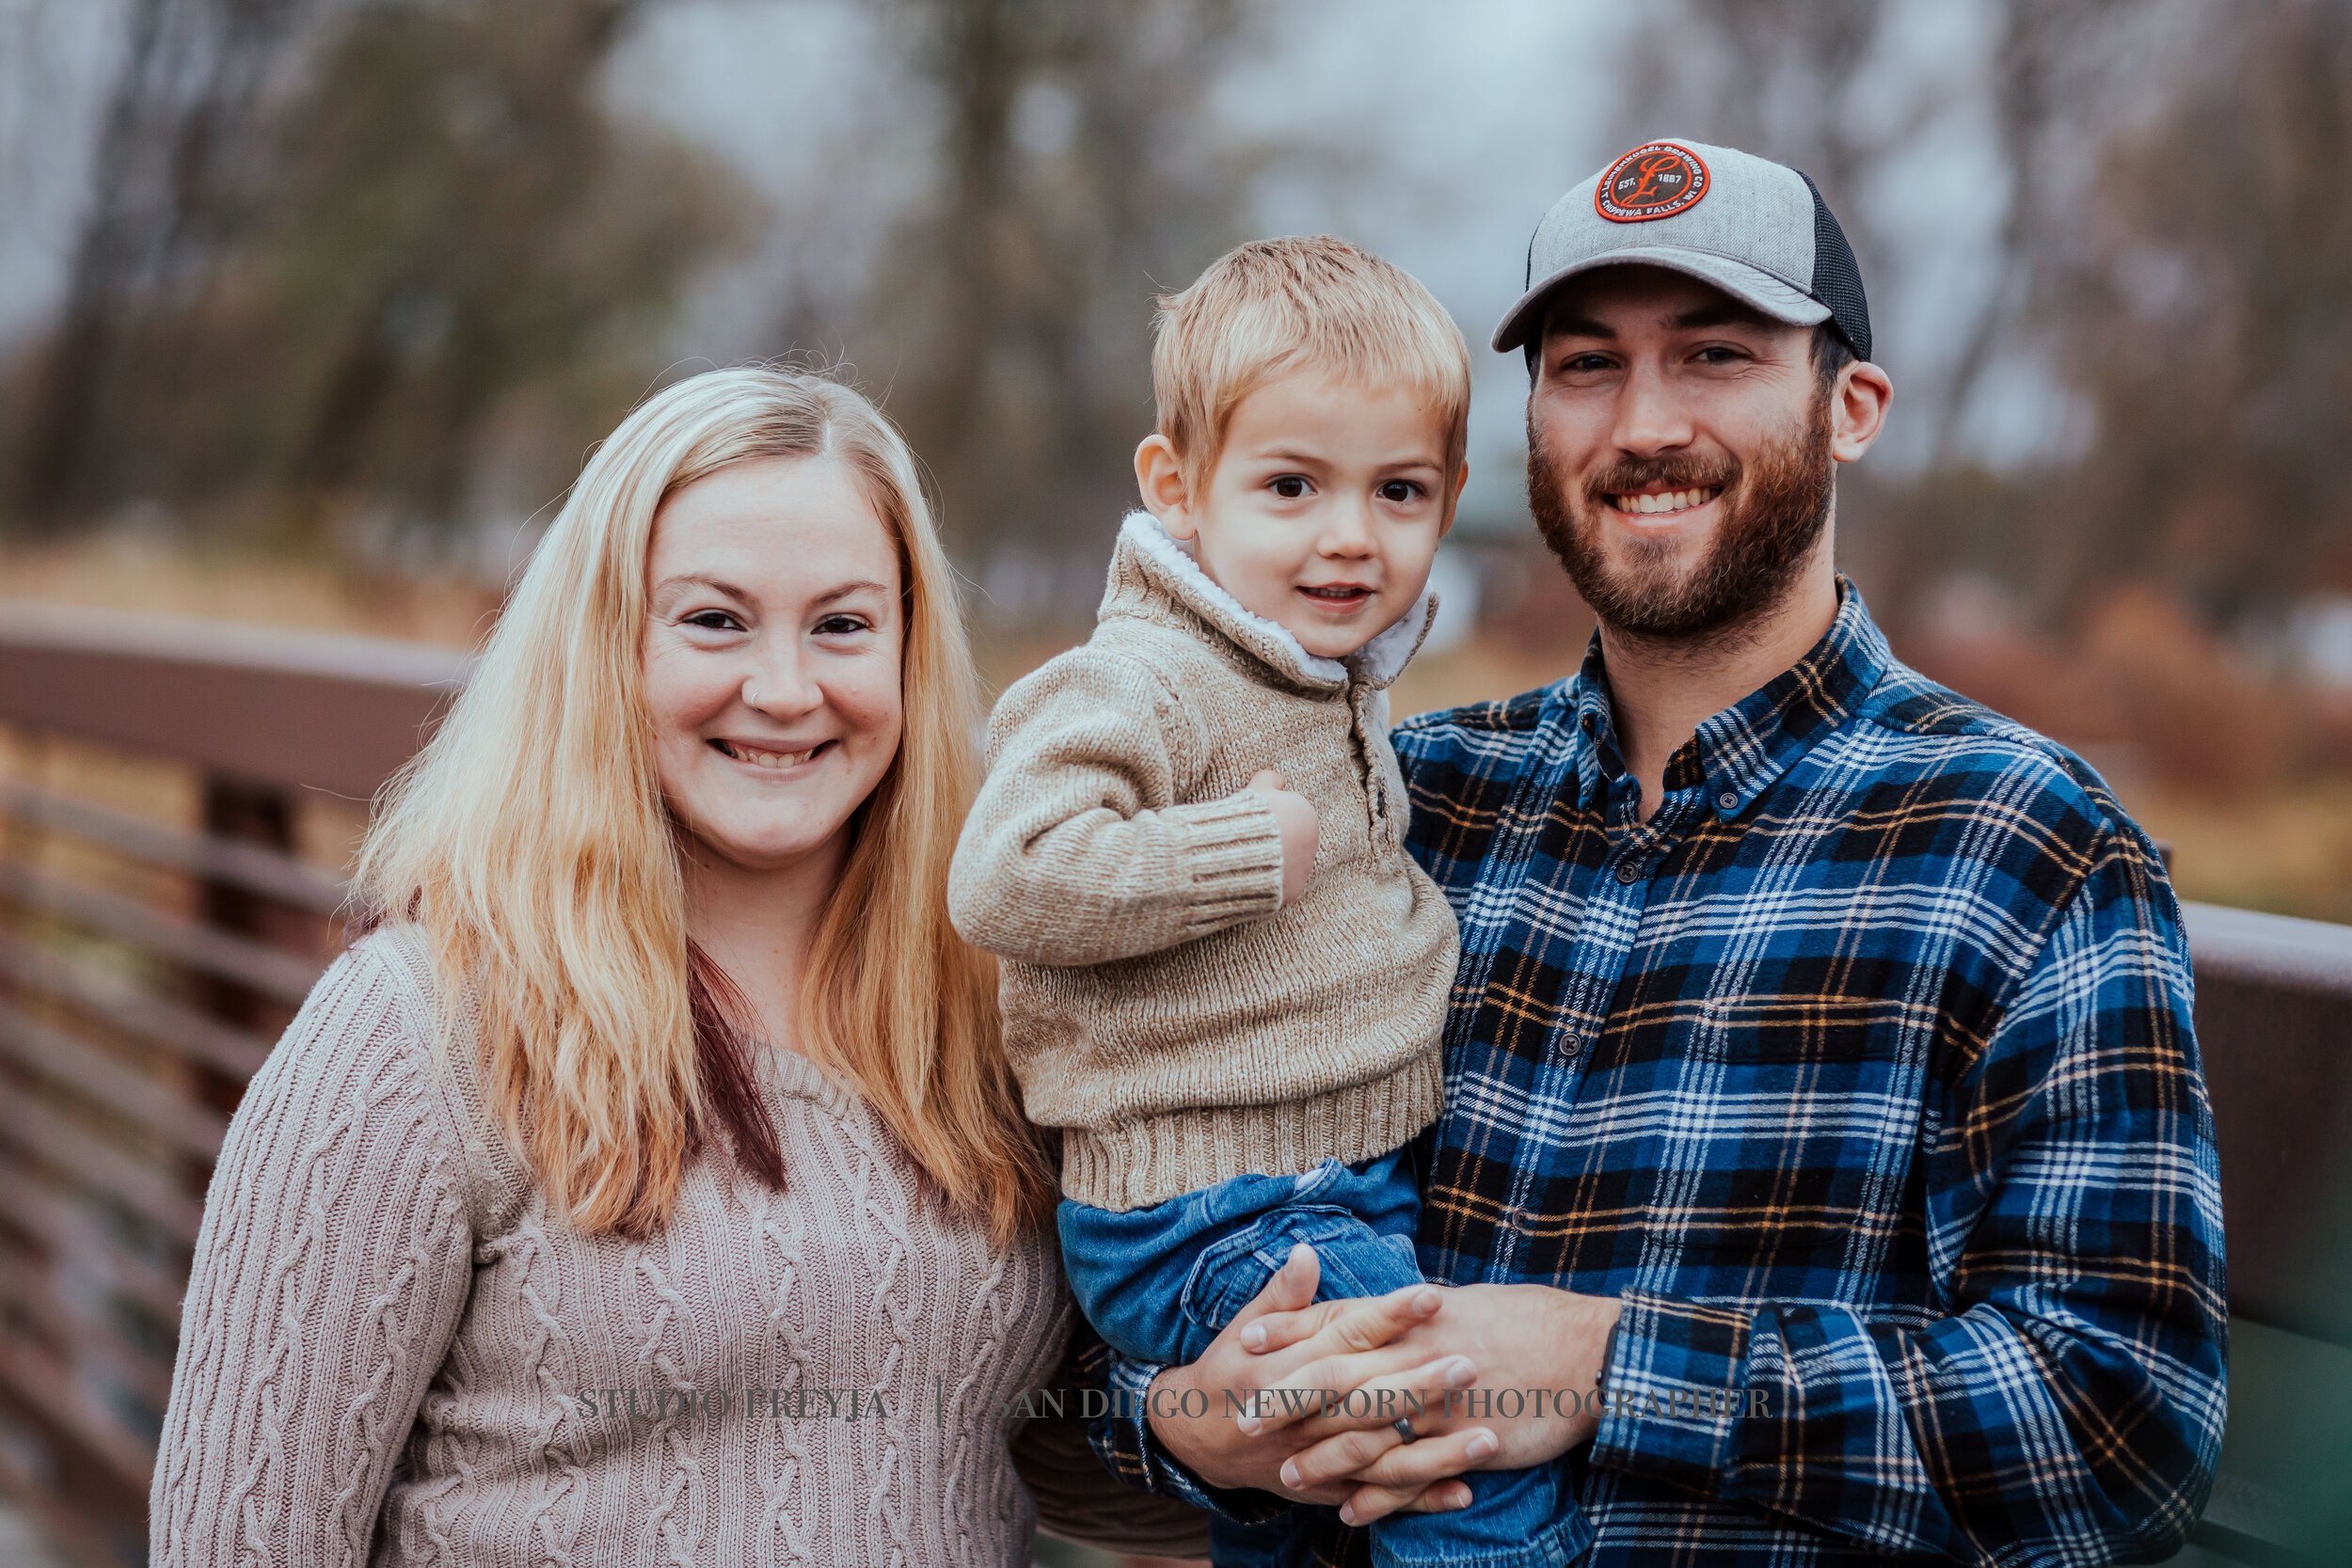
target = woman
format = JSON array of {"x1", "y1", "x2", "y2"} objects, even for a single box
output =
[{"x1": 150, "y1": 366, "x2": 1209, "y2": 1564}]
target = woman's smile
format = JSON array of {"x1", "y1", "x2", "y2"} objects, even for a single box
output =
[{"x1": 709, "y1": 736, "x2": 835, "y2": 771}]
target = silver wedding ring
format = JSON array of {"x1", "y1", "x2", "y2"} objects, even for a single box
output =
[{"x1": 1392, "y1": 1415, "x2": 1419, "y2": 1444}]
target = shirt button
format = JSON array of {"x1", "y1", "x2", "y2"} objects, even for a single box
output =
[
  {"x1": 1615, "y1": 863, "x2": 1638, "y2": 884},
  {"x1": 1718, "y1": 791, "x2": 1739, "y2": 811}
]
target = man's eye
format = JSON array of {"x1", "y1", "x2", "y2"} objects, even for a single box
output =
[
  {"x1": 1269, "y1": 476, "x2": 1311, "y2": 499},
  {"x1": 1561, "y1": 354, "x2": 1613, "y2": 374},
  {"x1": 1377, "y1": 480, "x2": 1423, "y2": 503},
  {"x1": 1695, "y1": 346, "x2": 1743, "y2": 364}
]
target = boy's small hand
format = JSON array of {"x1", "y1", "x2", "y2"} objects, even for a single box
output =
[{"x1": 1248, "y1": 769, "x2": 1319, "y2": 906}]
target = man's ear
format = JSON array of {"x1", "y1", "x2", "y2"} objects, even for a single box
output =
[
  {"x1": 1829, "y1": 361, "x2": 1893, "y2": 465},
  {"x1": 1134, "y1": 434, "x2": 1200, "y2": 539}
]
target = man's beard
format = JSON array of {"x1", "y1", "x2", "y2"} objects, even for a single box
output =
[{"x1": 1527, "y1": 392, "x2": 1835, "y2": 643}]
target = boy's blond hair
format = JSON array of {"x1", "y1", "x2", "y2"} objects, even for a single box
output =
[{"x1": 1151, "y1": 234, "x2": 1471, "y2": 491}]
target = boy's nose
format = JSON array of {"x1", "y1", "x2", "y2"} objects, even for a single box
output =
[{"x1": 1320, "y1": 498, "x2": 1377, "y2": 554}]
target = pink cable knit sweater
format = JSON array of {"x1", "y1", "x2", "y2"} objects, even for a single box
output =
[{"x1": 150, "y1": 924, "x2": 1204, "y2": 1565}]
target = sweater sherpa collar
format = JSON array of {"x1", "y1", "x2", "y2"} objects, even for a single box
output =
[{"x1": 1104, "y1": 511, "x2": 1437, "y2": 692}]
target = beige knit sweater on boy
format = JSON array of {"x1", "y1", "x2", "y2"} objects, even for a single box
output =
[
  {"x1": 949, "y1": 512, "x2": 1459, "y2": 1212},
  {"x1": 151, "y1": 924, "x2": 1209, "y2": 1566}
]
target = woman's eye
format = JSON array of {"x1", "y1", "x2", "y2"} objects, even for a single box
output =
[
  {"x1": 1269, "y1": 476, "x2": 1310, "y2": 499},
  {"x1": 1377, "y1": 480, "x2": 1423, "y2": 504},
  {"x1": 684, "y1": 610, "x2": 741, "y2": 631},
  {"x1": 814, "y1": 614, "x2": 869, "y2": 637}
]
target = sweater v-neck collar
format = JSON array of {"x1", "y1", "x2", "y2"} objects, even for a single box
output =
[
  {"x1": 1104, "y1": 511, "x2": 1436, "y2": 692},
  {"x1": 755, "y1": 1043, "x2": 855, "y2": 1114}
]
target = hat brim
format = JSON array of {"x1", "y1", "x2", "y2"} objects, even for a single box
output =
[{"x1": 1490, "y1": 246, "x2": 1831, "y2": 353}]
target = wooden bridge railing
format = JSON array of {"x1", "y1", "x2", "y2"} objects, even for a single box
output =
[
  {"x1": 0, "y1": 600, "x2": 2344, "y2": 1566},
  {"x1": 0, "y1": 602, "x2": 465, "y2": 1567}
]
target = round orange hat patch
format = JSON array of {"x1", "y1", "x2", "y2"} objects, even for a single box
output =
[{"x1": 1595, "y1": 142, "x2": 1710, "y2": 223}]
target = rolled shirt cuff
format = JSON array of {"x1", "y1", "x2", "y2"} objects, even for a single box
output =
[{"x1": 1589, "y1": 1288, "x2": 1755, "y2": 1502}]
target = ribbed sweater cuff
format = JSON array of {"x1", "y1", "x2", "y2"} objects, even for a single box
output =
[
  {"x1": 1163, "y1": 795, "x2": 1286, "y2": 938},
  {"x1": 1061, "y1": 1049, "x2": 1444, "y2": 1212}
]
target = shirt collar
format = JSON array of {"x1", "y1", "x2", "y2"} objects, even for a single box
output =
[{"x1": 1566, "y1": 578, "x2": 1890, "y2": 816}]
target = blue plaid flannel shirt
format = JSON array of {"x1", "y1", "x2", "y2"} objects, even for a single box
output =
[{"x1": 1083, "y1": 580, "x2": 2226, "y2": 1566}]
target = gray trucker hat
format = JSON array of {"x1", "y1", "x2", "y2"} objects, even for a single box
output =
[{"x1": 1492, "y1": 138, "x2": 1872, "y2": 362}]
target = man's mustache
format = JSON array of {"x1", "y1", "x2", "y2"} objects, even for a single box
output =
[{"x1": 1581, "y1": 454, "x2": 1740, "y2": 505}]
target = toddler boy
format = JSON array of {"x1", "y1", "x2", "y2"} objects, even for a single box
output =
[{"x1": 949, "y1": 236, "x2": 1586, "y2": 1568}]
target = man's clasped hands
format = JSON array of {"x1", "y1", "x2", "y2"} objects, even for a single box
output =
[{"x1": 1143, "y1": 1244, "x2": 1626, "y2": 1528}]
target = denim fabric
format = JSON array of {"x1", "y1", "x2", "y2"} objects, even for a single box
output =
[{"x1": 1061, "y1": 1150, "x2": 1588, "y2": 1568}]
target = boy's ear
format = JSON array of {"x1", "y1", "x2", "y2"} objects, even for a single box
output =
[
  {"x1": 1438, "y1": 457, "x2": 1470, "y2": 541},
  {"x1": 1134, "y1": 434, "x2": 1199, "y2": 540}
]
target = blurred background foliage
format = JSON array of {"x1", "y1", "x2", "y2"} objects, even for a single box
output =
[{"x1": 2, "y1": 0, "x2": 2350, "y2": 918}]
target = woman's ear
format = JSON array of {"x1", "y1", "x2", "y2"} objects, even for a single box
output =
[{"x1": 1134, "y1": 434, "x2": 1200, "y2": 541}]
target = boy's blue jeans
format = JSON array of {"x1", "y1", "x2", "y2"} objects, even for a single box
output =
[{"x1": 1059, "y1": 1149, "x2": 1590, "y2": 1568}]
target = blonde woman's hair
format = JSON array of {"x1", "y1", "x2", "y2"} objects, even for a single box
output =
[
  {"x1": 354, "y1": 366, "x2": 1053, "y2": 1244},
  {"x1": 1151, "y1": 234, "x2": 1472, "y2": 491}
]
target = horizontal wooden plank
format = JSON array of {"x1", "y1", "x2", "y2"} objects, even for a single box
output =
[
  {"x1": 2184, "y1": 900, "x2": 2352, "y2": 1000},
  {"x1": 0, "y1": 1002, "x2": 229, "y2": 1160},
  {"x1": 2181, "y1": 904, "x2": 2352, "y2": 1348},
  {"x1": 0, "y1": 1168, "x2": 187, "y2": 1328},
  {"x1": 0, "y1": 780, "x2": 346, "y2": 914},
  {"x1": 0, "y1": 928, "x2": 272, "y2": 1081},
  {"x1": 0, "y1": 1262, "x2": 174, "y2": 1415},
  {"x1": 0, "y1": 600, "x2": 467, "y2": 800},
  {"x1": 0, "y1": 1336, "x2": 158, "y2": 1492},
  {"x1": 0, "y1": 1424, "x2": 130, "y2": 1568},
  {"x1": 0, "y1": 861, "x2": 325, "y2": 1005},
  {"x1": 0, "y1": 1101, "x2": 204, "y2": 1247}
]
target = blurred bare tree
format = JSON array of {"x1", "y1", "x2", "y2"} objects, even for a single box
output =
[
  {"x1": 6, "y1": 0, "x2": 739, "y2": 546},
  {"x1": 255, "y1": 0, "x2": 733, "y2": 533},
  {"x1": 2029, "y1": 0, "x2": 2352, "y2": 625},
  {"x1": 13, "y1": 0, "x2": 315, "y2": 528},
  {"x1": 862, "y1": 0, "x2": 1261, "y2": 594},
  {"x1": 5, "y1": 0, "x2": 1273, "y2": 594},
  {"x1": 1615, "y1": 0, "x2": 1888, "y2": 249},
  {"x1": 1618, "y1": 0, "x2": 2352, "y2": 641}
]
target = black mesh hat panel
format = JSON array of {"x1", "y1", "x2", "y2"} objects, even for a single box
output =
[{"x1": 1799, "y1": 170, "x2": 1871, "y2": 361}]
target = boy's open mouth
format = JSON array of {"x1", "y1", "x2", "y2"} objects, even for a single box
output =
[
  {"x1": 1608, "y1": 485, "x2": 1724, "y2": 515},
  {"x1": 711, "y1": 738, "x2": 831, "y2": 769}
]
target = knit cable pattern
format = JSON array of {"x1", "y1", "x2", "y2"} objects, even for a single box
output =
[{"x1": 149, "y1": 926, "x2": 1151, "y2": 1566}]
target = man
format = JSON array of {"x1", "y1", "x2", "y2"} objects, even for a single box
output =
[{"x1": 1085, "y1": 138, "x2": 2227, "y2": 1566}]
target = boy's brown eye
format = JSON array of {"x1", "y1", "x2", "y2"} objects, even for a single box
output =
[
  {"x1": 1378, "y1": 480, "x2": 1420, "y2": 503},
  {"x1": 1271, "y1": 476, "x2": 1309, "y2": 499}
]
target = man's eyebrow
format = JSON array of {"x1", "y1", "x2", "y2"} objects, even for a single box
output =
[
  {"x1": 1668, "y1": 302, "x2": 1778, "y2": 333},
  {"x1": 1543, "y1": 313, "x2": 1615, "y2": 341}
]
